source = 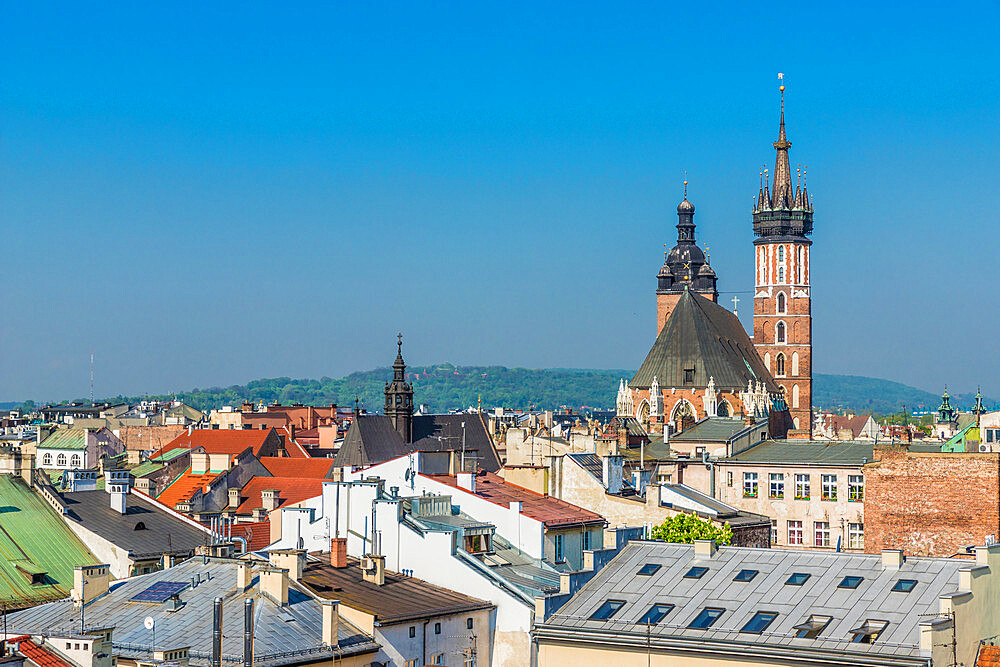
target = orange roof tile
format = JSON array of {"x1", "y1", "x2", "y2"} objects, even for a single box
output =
[
  {"x1": 10, "y1": 636, "x2": 73, "y2": 667},
  {"x1": 235, "y1": 477, "x2": 325, "y2": 514},
  {"x1": 152, "y1": 429, "x2": 277, "y2": 460},
  {"x1": 426, "y1": 471, "x2": 605, "y2": 529},
  {"x1": 978, "y1": 644, "x2": 1000, "y2": 667},
  {"x1": 156, "y1": 469, "x2": 219, "y2": 510},
  {"x1": 259, "y1": 457, "x2": 335, "y2": 479},
  {"x1": 227, "y1": 520, "x2": 273, "y2": 551}
]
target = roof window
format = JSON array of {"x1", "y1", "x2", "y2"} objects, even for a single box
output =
[
  {"x1": 733, "y1": 569, "x2": 759, "y2": 582},
  {"x1": 589, "y1": 599, "x2": 625, "y2": 621},
  {"x1": 637, "y1": 603, "x2": 675, "y2": 625},
  {"x1": 687, "y1": 607, "x2": 724, "y2": 629},
  {"x1": 637, "y1": 563, "x2": 661, "y2": 576},
  {"x1": 891, "y1": 579, "x2": 918, "y2": 593},
  {"x1": 850, "y1": 620, "x2": 888, "y2": 644},
  {"x1": 785, "y1": 572, "x2": 811, "y2": 586},
  {"x1": 794, "y1": 614, "x2": 832, "y2": 639},
  {"x1": 838, "y1": 576, "x2": 864, "y2": 589},
  {"x1": 684, "y1": 566, "x2": 709, "y2": 579},
  {"x1": 741, "y1": 611, "x2": 778, "y2": 634}
]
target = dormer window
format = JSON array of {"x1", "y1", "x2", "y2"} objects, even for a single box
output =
[
  {"x1": 794, "y1": 614, "x2": 831, "y2": 639},
  {"x1": 850, "y1": 620, "x2": 888, "y2": 644},
  {"x1": 684, "y1": 368, "x2": 695, "y2": 384}
]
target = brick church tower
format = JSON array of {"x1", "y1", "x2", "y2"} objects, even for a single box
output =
[{"x1": 752, "y1": 82, "x2": 813, "y2": 433}]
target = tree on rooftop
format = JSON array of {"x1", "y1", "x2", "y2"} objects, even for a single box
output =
[{"x1": 650, "y1": 513, "x2": 732, "y2": 546}]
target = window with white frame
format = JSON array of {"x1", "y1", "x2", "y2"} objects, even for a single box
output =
[
  {"x1": 431, "y1": 654, "x2": 444, "y2": 666},
  {"x1": 848, "y1": 523, "x2": 864, "y2": 550},
  {"x1": 794, "y1": 474, "x2": 810, "y2": 499},
  {"x1": 777, "y1": 266, "x2": 785, "y2": 283},
  {"x1": 776, "y1": 291, "x2": 786, "y2": 314},
  {"x1": 848, "y1": 475, "x2": 864, "y2": 502},
  {"x1": 821, "y1": 474, "x2": 837, "y2": 501},
  {"x1": 776, "y1": 321, "x2": 786, "y2": 344},
  {"x1": 814, "y1": 521, "x2": 830, "y2": 547},
  {"x1": 57, "y1": 454, "x2": 66, "y2": 467},
  {"x1": 769, "y1": 473, "x2": 784, "y2": 499},
  {"x1": 787, "y1": 521, "x2": 803, "y2": 545},
  {"x1": 743, "y1": 472, "x2": 758, "y2": 498},
  {"x1": 43, "y1": 453, "x2": 53, "y2": 466},
  {"x1": 71, "y1": 454, "x2": 81, "y2": 467}
]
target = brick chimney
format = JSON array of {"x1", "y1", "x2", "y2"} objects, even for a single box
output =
[{"x1": 330, "y1": 538, "x2": 348, "y2": 568}]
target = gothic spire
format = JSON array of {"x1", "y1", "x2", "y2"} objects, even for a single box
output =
[
  {"x1": 393, "y1": 332, "x2": 406, "y2": 381},
  {"x1": 770, "y1": 78, "x2": 794, "y2": 209}
]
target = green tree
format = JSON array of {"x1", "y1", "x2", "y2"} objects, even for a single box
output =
[{"x1": 649, "y1": 513, "x2": 732, "y2": 546}]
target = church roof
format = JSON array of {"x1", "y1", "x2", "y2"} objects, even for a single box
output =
[
  {"x1": 334, "y1": 414, "x2": 501, "y2": 472},
  {"x1": 631, "y1": 289, "x2": 779, "y2": 393}
]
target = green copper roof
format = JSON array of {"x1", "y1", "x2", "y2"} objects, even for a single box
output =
[
  {"x1": 0, "y1": 475, "x2": 100, "y2": 609},
  {"x1": 152, "y1": 448, "x2": 187, "y2": 463},
  {"x1": 38, "y1": 428, "x2": 88, "y2": 450},
  {"x1": 129, "y1": 461, "x2": 164, "y2": 478}
]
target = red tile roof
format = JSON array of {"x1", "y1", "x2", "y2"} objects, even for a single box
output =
[
  {"x1": 274, "y1": 426, "x2": 310, "y2": 458},
  {"x1": 426, "y1": 471, "x2": 605, "y2": 529},
  {"x1": 9, "y1": 636, "x2": 73, "y2": 667},
  {"x1": 259, "y1": 457, "x2": 335, "y2": 479},
  {"x1": 235, "y1": 477, "x2": 325, "y2": 514},
  {"x1": 156, "y1": 469, "x2": 219, "y2": 509},
  {"x1": 227, "y1": 520, "x2": 272, "y2": 551},
  {"x1": 978, "y1": 644, "x2": 1000, "y2": 667},
  {"x1": 151, "y1": 429, "x2": 277, "y2": 460}
]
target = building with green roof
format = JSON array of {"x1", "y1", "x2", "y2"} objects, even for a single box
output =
[{"x1": 0, "y1": 474, "x2": 100, "y2": 609}]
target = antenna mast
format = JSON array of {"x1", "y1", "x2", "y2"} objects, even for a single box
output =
[{"x1": 90, "y1": 349, "x2": 94, "y2": 403}]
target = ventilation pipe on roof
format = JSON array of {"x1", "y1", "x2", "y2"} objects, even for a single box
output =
[
  {"x1": 212, "y1": 597, "x2": 223, "y2": 667},
  {"x1": 243, "y1": 599, "x2": 254, "y2": 667}
]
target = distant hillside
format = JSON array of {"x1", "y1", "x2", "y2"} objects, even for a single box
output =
[{"x1": 70, "y1": 366, "x2": 994, "y2": 417}]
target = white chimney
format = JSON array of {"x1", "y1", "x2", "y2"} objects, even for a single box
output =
[
  {"x1": 457, "y1": 472, "x2": 476, "y2": 493},
  {"x1": 110, "y1": 488, "x2": 127, "y2": 514},
  {"x1": 602, "y1": 455, "x2": 623, "y2": 494},
  {"x1": 321, "y1": 600, "x2": 340, "y2": 646}
]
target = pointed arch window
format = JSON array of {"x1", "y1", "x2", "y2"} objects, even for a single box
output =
[
  {"x1": 776, "y1": 292, "x2": 786, "y2": 314},
  {"x1": 775, "y1": 353, "x2": 786, "y2": 378},
  {"x1": 776, "y1": 321, "x2": 787, "y2": 344},
  {"x1": 777, "y1": 267, "x2": 785, "y2": 284},
  {"x1": 777, "y1": 246, "x2": 785, "y2": 262}
]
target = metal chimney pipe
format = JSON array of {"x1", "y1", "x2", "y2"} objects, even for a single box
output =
[
  {"x1": 243, "y1": 598, "x2": 254, "y2": 667},
  {"x1": 212, "y1": 597, "x2": 223, "y2": 667}
]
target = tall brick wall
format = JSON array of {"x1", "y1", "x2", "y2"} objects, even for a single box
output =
[{"x1": 865, "y1": 447, "x2": 1000, "y2": 556}]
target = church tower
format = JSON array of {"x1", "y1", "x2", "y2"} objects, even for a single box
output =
[
  {"x1": 384, "y1": 334, "x2": 414, "y2": 442},
  {"x1": 656, "y1": 182, "x2": 718, "y2": 333},
  {"x1": 752, "y1": 80, "x2": 813, "y2": 432}
]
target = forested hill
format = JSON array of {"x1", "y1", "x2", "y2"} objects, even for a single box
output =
[{"x1": 77, "y1": 364, "x2": 993, "y2": 416}]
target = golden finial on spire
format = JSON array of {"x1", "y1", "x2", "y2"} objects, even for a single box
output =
[{"x1": 778, "y1": 72, "x2": 785, "y2": 92}]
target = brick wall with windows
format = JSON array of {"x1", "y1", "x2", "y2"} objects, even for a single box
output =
[{"x1": 864, "y1": 447, "x2": 1000, "y2": 557}]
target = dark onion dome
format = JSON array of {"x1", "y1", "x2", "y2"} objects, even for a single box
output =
[
  {"x1": 667, "y1": 243, "x2": 706, "y2": 266},
  {"x1": 677, "y1": 197, "x2": 695, "y2": 213}
]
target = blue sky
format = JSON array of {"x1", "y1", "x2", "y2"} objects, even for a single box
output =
[{"x1": 2, "y1": 1, "x2": 999, "y2": 401}]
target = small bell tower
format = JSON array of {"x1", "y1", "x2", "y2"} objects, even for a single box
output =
[{"x1": 384, "y1": 333, "x2": 414, "y2": 442}]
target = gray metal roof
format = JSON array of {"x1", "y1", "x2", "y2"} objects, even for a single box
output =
[
  {"x1": 631, "y1": 289, "x2": 778, "y2": 392},
  {"x1": 539, "y1": 540, "x2": 967, "y2": 662},
  {"x1": 62, "y1": 490, "x2": 211, "y2": 558},
  {"x1": 670, "y1": 417, "x2": 758, "y2": 442},
  {"x1": 4, "y1": 557, "x2": 380, "y2": 666},
  {"x1": 724, "y1": 440, "x2": 874, "y2": 465}
]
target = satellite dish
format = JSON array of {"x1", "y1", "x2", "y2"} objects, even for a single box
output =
[
  {"x1": 404, "y1": 469, "x2": 412, "y2": 481},
  {"x1": 143, "y1": 616, "x2": 155, "y2": 630}
]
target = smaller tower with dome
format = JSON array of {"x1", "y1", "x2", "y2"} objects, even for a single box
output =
[{"x1": 655, "y1": 181, "x2": 719, "y2": 333}]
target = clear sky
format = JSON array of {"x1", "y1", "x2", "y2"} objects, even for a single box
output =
[{"x1": 3, "y1": 1, "x2": 999, "y2": 402}]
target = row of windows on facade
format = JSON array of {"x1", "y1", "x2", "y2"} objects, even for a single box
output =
[
  {"x1": 767, "y1": 350, "x2": 800, "y2": 377},
  {"x1": 771, "y1": 520, "x2": 865, "y2": 550},
  {"x1": 404, "y1": 619, "x2": 477, "y2": 667},
  {"x1": 762, "y1": 245, "x2": 807, "y2": 286},
  {"x1": 735, "y1": 472, "x2": 863, "y2": 502},
  {"x1": 552, "y1": 529, "x2": 594, "y2": 562},
  {"x1": 41, "y1": 452, "x2": 82, "y2": 467}
]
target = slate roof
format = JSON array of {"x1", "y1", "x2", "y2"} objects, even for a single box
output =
[
  {"x1": 61, "y1": 490, "x2": 211, "y2": 558},
  {"x1": 412, "y1": 414, "x2": 501, "y2": 472},
  {"x1": 301, "y1": 556, "x2": 493, "y2": 624},
  {"x1": 538, "y1": 540, "x2": 969, "y2": 662},
  {"x1": 335, "y1": 414, "x2": 501, "y2": 472},
  {"x1": 670, "y1": 417, "x2": 759, "y2": 442},
  {"x1": 4, "y1": 558, "x2": 380, "y2": 666},
  {"x1": 427, "y1": 472, "x2": 605, "y2": 529},
  {"x1": 235, "y1": 477, "x2": 325, "y2": 514},
  {"x1": 0, "y1": 476, "x2": 99, "y2": 609},
  {"x1": 631, "y1": 289, "x2": 778, "y2": 392},
  {"x1": 37, "y1": 429, "x2": 87, "y2": 451}
]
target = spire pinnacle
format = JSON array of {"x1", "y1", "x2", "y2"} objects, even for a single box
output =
[{"x1": 771, "y1": 74, "x2": 793, "y2": 208}]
